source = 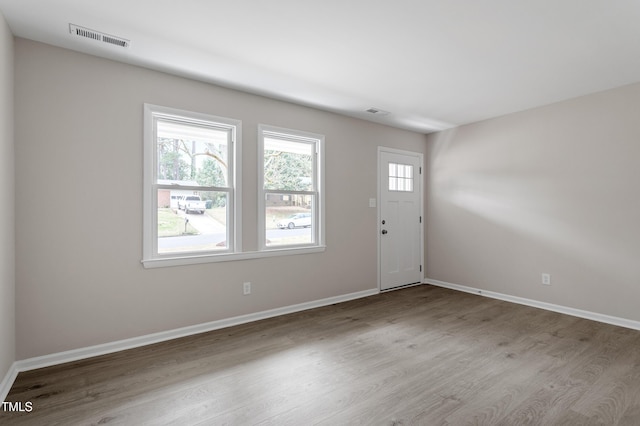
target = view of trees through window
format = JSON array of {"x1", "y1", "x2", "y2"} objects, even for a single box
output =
[
  {"x1": 262, "y1": 135, "x2": 318, "y2": 247},
  {"x1": 145, "y1": 104, "x2": 323, "y2": 264},
  {"x1": 155, "y1": 119, "x2": 232, "y2": 254},
  {"x1": 263, "y1": 147, "x2": 312, "y2": 191}
]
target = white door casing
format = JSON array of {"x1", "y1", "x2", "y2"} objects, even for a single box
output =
[{"x1": 378, "y1": 148, "x2": 423, "y2": 291}]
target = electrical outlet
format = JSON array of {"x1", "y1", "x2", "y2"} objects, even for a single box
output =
[
  {"x1": 243, "y1": 282, "x2": 251, "y2": 295},
  {"x1": 542, "y1": 273, "x2": 551, "y2": 285}
]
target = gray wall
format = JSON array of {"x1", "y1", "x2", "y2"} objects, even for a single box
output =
[
  {"x1": 0, "y1": 10, "x2": 15, "y2": 380},
  {"x1": 16, "y1": 31, "x2": 639, "y2": 363},
  {"x1": 426, "y1": 82, "x2": 640, "y2": 322},
  {"x1": 14, "y1": 39, "x2": 427, "y2": 359}
]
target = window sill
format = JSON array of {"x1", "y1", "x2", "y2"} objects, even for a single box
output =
[{"x1": 142, "y1": 245, "x2": 326, "y2": 269}]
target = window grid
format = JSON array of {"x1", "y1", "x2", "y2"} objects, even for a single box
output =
[
  {"x1": 259, "y1": 125, "x2": 324, "y2": 250},
  {"x1": 143, "y1": 104, "x2": 241, "y2": 266},
  {"x1": 388, "y1": 162, "x2": 414, "y2": 192}
]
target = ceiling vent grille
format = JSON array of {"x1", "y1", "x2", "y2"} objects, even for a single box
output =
[
  {"x1": 69, "y1": 24, "x2": 130, "y2": 48},
  {"x1": 366, "y1": 108, "x2": 390, "y2": 116}
]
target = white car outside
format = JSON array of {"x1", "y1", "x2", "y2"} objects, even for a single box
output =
[{"x1": 276, "y1": 213, "x2": 312, "y2": 229}]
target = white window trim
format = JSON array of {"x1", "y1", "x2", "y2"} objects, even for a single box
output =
[
  {"x1": 142, "y1": 104, "x2": 242, "y2": 268},
  {"x1": 258, "y1": 124, "x2": 325, "y2": 252},
  {"x1": 141, "y1": 246, "x2": 326, "y2": 268}
]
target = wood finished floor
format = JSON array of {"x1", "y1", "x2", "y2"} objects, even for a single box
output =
[{"x1": 3, "y1": 285, "x2": 640, "y2": 425}]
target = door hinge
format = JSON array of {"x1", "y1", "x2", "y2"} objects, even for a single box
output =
[
  {"x1": 420, "y1": 265, "x2": 423, "y2": 272},
  {"x1": 419, "y1": 216, "x2": 422, "y2": 223},
  {"x1": 419, "y1": 167, "x2": 422, "y2": 174}
]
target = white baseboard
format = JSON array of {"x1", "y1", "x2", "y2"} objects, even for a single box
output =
[
  {"x1": 17, "y1": 288, "x2": 379, "y2": 372},
  {"x1": 424, "y1": 278, "x2": 640, "y2": 331},
  {"x1": 0, "y1": 362, "x2": 19, "y2": 402},
  {"x1": 2, "y1": 288, "x2": 378, "y2": 398},
  {"x1": 10, "y1": 280, "x2": 636, "y2": 401}
]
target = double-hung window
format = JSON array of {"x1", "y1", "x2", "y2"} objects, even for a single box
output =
[
  {"x1": 143, "y1": 104, "x2": 241, "y2": 267},
  {"x1": 258, "y1": 125, "x2": 324, "y2": 251}
]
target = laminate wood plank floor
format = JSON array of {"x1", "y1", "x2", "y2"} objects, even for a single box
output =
[{"x1": 3, "y1": 285, "x2": 640, "y2": 425}]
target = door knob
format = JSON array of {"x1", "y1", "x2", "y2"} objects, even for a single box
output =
[{"x1": 381, "y1": 229, "x2": 388, "y2": 234}]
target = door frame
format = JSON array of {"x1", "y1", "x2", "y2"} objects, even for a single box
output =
[{"x1": 377, "y1": 146, "x2": 425, "y2": 292}]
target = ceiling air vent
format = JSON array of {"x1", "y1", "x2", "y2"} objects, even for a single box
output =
[
  {"x1": 69, "y1": 24, "x2": 130, "y2": 48},
  {"x1": 366, "y1": 108, "x2": 390, "y2": 116}
]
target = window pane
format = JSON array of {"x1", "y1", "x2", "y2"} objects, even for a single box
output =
[
  {"x1": 265, "y1": 193, "x2": 313, "y2": 246},
  {"x1": 404, "y1": 165, "x2": 413, "y2": 178},
  {"x1": 388, "y1": 162, "x2": 414, "y2": 192},
  {"x1": 157, "y1": 120, "x2": 229, "y2": 187},
  {"x1": 157, "y1": 190, "x2": 228, "y2": 254},
  {"x1": 263, "y1": 137, "x2": 313, "y2": 191}
]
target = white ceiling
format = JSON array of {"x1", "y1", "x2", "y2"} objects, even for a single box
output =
[{"x1": 2, "y1": 0, "x2": 640, "y2": 133}]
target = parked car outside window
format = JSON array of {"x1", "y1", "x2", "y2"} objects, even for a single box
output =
[{"x1": 276, "y1": 213, "x2": 311, "y2": 229}]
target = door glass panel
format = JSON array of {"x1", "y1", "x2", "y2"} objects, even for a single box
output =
[{"x1": 388, "y1": 162, "x2": 414, "y2": 192}]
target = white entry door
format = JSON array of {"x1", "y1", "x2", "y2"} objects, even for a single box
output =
[{"x1": 379, "y1": 148, "x2": 423, "y2": 291}]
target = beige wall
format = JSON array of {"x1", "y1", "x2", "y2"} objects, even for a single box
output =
[
  {"x1": 0, "y1": 11, "x2": 15, "y2": 379},
  {"x1": 11, "y1": 29, "x2": 640, "y2": 364},
  {"x1": 426, "y1": 82, "x2": 640, "y2": 321},
  {"x1": 14, "y1": 39, "x2": 427, "y2": 359}
]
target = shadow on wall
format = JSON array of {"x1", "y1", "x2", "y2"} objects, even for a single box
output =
[{"x1": 426, "y1": 127, "x2": 636, "y2": 286}]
